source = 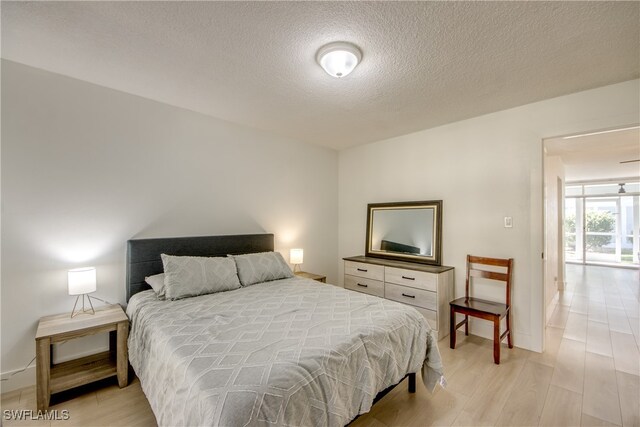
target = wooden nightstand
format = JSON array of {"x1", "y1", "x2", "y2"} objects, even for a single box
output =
[
  {"x1": 294, "y1": 271, "x2": 326, "y2": 283},
  {"x1": 35, "y1": 304, "x2": 129, "y2": 410}
]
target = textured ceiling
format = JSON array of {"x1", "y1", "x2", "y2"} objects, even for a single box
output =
[
  {"x1": 2, "y1": 1, "x2": 639, "y2": 150},
  {"x1": 545, "y1": 128, "x2": 640, "y2": 182}
]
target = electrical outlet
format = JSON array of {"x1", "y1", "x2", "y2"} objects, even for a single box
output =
[{"x1": 504, "y1": 217, "x2": 513, "y2": 228}]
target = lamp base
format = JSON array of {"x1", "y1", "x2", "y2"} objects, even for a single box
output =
[{"x1": 71, "y1": 294, "x2": 95, "y2": 318}]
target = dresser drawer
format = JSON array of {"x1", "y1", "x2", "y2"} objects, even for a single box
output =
[
  {"x1": 411, "y1": 306, "x2": 438, "y2": 331},
  {"x1": 385, "y1": 267, "x2": 437, "y2": 292},
  {"x1": 344, "y1": 257, "x2": 452, "y2": 341},
  {"x1": 344, "y1": 275, "x2": 384, "y2": 297},
  {"x1": 345, "y1": 261, "x2": 384, "y2": 281},
  {"x1": 385, "y1": 283, "x2": 437, "y2": 311}
]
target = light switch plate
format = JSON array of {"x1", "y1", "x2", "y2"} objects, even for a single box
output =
[{"x1": 504, "y1": 217, "x2": 513, "y2": 228}]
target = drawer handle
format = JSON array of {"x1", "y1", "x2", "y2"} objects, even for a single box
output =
[
  {"x1": 401, "y1": 293, "x2": 416, "y2": 299},
  {"x1": 357, "y1": 283, "x2": 368, "y2": 288},
  {"x1": 401, "y1": 276, "x2": 415, "y2": 280},
  {"x1": 357, "y1": 268, "x2": 368, "y2": 272}
]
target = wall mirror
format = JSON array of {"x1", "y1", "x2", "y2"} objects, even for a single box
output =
[{"x1": 366, "y1": 200, "x2": 442, "y2": 265}]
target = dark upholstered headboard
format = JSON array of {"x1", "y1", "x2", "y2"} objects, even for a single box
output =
[{"x1": 126, "y1": 233, "x2": 274, "y2": 302}]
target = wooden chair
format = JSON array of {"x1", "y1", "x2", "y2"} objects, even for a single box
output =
[{"x1": 449, "y1": 255, "x2": 514, "y2": 364}]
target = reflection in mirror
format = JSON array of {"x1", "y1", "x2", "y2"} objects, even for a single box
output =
[
  {"x1": 371, "y1": 208, "x2": 434, "y2": 256},
  {"x1": 366, "y1": 200, "x2": 442, "y2": 265}
]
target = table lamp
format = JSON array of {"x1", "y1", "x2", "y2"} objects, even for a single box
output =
[
  {"x1": 68, "y1": 267, "x2": 96, "y2": 318},
  {"x1": 290, "y1": 249, "x2": 303, "y2": 272}
]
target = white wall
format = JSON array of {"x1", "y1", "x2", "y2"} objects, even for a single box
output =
[
  {"x1": 1, "y1": 60, "x2": 339, "y2": 390},
  {"x1": 338, "y1": 79, "x2": 639, "y2": 352}
]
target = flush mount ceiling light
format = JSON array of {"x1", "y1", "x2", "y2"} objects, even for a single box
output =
[{"x1": 316, "y1": 42, "x2": 362, "y2": 78}]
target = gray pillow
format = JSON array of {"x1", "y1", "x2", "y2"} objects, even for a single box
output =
[
  {"x1": 231, "y1": 251, "x2": 294, "y2": 287},
  {"x1": 145, "y1": 273, "x2": 166, "y2": 298},
  {"x1": 161, "y1": 254, "x2": 241, "y2": 300}
]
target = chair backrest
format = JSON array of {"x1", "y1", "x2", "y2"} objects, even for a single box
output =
[{"x1": 465, "y1": 255, "x2": 514, "y2": 306}]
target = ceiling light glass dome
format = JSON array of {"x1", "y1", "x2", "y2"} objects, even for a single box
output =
[{"x1": 316, "y1": 42, "x2": 362, "y2": 78}]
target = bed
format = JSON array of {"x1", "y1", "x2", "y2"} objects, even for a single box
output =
[{"x1": 126, "y1": 234, "x2": 444, "y2": 426}]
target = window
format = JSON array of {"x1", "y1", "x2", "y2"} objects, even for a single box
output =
[{"x1": 565, "y1": 181, "x2": 639, "y2": 266}]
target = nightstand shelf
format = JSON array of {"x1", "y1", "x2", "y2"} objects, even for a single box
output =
[
  {"x1": 50, "y1": 351, "x2": 117, "y2": 394},
  {"x1": 294, "y1": 271, "x2": 326, "y2": 283},
  {"x1": 35, "y1": 304, "x2": 129, "y2": 410}
]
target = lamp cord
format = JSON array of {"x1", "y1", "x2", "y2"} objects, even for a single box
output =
[
  {"x1": 0, "y1": 356, "x2": 36, "y2": 382},
  {"x1": 1, "y1": 294, "x2": 116, "y2": 382},
  {"x1": 90, "y1": 295, "x2": 114, "y2": 305}
]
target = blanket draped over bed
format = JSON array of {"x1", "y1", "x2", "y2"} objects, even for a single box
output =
[{"x1": 127, "y1": 277, "x2": 443, "y2": 427}]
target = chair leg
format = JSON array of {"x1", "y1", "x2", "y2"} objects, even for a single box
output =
[
  {"x1": 464, "y1": 315, "x2": 469, "y2": 336},
  {"x1": 507, "y1": 311, "x2": 513, "y2": 349},
  {"x1": 450, "y1": 307, "x2": 456, "y2": 349},
  {"x1": 408, "y1": 372, "x2": 416, "y2": 393},
  {"x1": 493, "y1": 317, "x2": 500, "y2": 365}
]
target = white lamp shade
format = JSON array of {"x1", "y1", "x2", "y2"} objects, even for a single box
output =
[
  {"x1": 68, "y1": 267, "x2": 97, "y2": 295},
  {"x1": 317, "y1": 42, "x2": 362, "y2": 78},
  {"x1": 290, "y1": 249, "x2": 304, "y2": 265}
]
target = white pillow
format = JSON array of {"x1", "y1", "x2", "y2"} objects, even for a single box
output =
[
  {"x1": 145, "y1": 273, "x2": 166, "y2": 297},
  {"x1": 161, "y1": 254, "x2": 241, "y2": 300},
  {"x1": 231, "y1": 251, "x2": 293, "y2": 287}
]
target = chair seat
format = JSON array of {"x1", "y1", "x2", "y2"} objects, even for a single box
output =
[{"x1": 450, "y1": 297, "x2": 509, "y2": 316}]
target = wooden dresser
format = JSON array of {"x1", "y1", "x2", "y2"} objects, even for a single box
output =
[{"x1": 343, "y1": 256, "x2": 454, "y2": 340}]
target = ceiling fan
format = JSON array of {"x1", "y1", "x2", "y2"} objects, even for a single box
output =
[{"x1": 619, "y1": 159, "x2": 640, "y2": 164}]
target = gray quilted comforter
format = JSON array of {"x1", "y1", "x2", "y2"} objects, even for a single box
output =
[{"x1": 127, "y1": 277, "x2": 443, "y2": 427}]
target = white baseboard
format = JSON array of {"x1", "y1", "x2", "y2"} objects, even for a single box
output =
[
  {"x1": 546, "y1": 294, "x2": 559, "y2": 324},
  {"x1": 452, "y1": 316, "x2": 534, "y2": 352},
  {"x1": 0, "y1": 366, "x2": 35, "y2": 393},
  {"x1": 1, "y1": 345, "x2": 109, "y2": 394}
]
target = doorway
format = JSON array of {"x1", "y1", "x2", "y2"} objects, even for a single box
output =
[{"x1": 543, "y1": 124, "x2": 640, "y2": 323}]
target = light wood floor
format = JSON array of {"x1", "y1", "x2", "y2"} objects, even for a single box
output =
[{"x1": 2, "y1": 264, "x2": 638, "y2": 426}]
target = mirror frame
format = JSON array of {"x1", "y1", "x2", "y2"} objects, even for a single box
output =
[{"x1": 365, "y1": 200, "x2": 442, "y2": 266}]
